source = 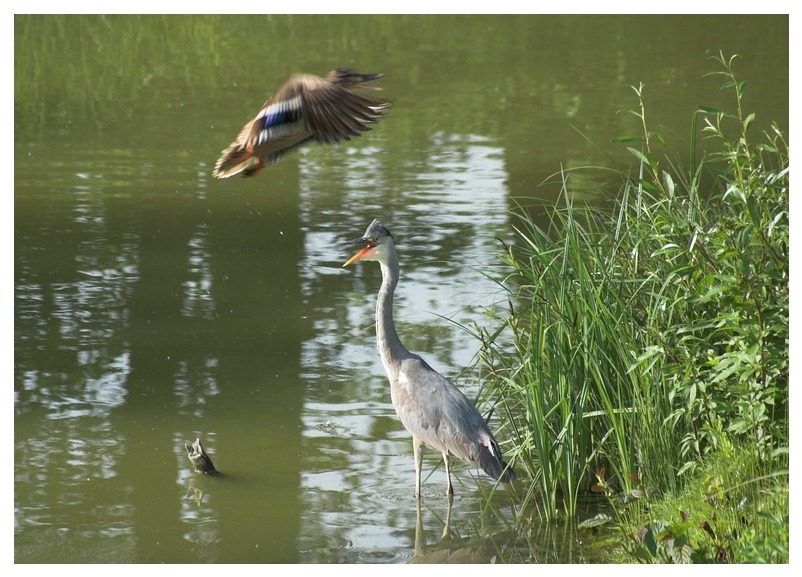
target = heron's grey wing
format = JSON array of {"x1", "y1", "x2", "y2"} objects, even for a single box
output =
[{"x1": 392, "y1": 357, "x2": 493, "y2": 464}]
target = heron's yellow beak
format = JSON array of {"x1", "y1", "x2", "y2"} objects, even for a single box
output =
[{"x1": 343, "y1": 243, "x2": 375, "y2": 267}]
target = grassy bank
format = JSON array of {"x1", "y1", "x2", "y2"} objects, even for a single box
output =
[{"x1": 478, "y1": 53, "x2": 788, "y2": 562}]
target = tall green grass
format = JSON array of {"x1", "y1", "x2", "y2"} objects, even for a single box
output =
[{"x1": 478, "y1": 52, "x2": 788, "y2": 544}]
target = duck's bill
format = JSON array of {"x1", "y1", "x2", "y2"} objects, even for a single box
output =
[{"x1": 358, "y1": 73, "x2": 384, "y2": 90}]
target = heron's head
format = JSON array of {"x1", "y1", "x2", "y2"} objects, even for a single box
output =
[
  {"x1": 326, "y1": 68, "x2": 384, "y2": 90},
  {"x1": 343, "y1": 220, "x2": 395, "y2": 266}
]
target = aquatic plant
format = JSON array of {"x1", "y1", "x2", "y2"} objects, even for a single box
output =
[{"x1": 476, "y1": 54, "x2": 788, "y2": 562}]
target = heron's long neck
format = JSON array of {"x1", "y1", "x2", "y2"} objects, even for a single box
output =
[{"x1": 376, "y1": 258, "x2": 410, "y2": 369}]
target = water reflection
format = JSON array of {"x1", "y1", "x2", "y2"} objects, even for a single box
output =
[
  {"x1": 181, "y1": 223, "x2": 216, "y2": 320},
  {"x1": 410, "y1": 498, "x2": 510, "y2": 564},
  {"x1": 15, "y1": 172, "x2": 140, "y2": 557},
  {"x1": 14, "y1": 135, "x2": 309, "y2": 561}
]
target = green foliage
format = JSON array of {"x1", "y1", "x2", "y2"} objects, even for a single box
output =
[
  {"x1": 583, "y1": 441, "x2": 788, "y2": 563},
  {"x1": 477, "y1": 50, "x2": 788, "y2": 549},
  {"x1": 665, "y1": 52, "x2": 789, "y2": 474}
]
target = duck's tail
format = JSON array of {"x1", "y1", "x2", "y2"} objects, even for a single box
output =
[{"x1": 212, "y1": 145, "x2": 263, "y2": 179}]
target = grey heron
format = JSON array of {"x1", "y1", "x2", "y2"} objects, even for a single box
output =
[
  {"x1": 343, "y1": 219, "x2": 515, "y2": 498},
  {"x1": 213, "y1": 69, "x2": 389, "y2": 178}
]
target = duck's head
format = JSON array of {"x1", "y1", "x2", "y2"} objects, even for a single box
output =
[{"x1": 326, "y1": 68, "x2": 384, "y2": 90}]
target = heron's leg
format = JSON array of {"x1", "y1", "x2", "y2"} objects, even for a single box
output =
[
  {"x1": 442, "y1": 491, "x2": 454, "y2": 540},
  {"x1": 443, "y1": 453, "x2": 454, "y2": 497},
  {"x1": 413, "y1": 436, "x2": 424, "y2": 499},
  {"x1": 414, "y1": 496, "x2": 424, "y2": 556}
]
